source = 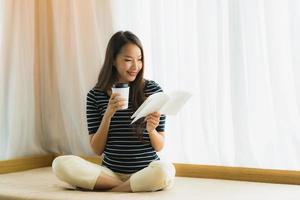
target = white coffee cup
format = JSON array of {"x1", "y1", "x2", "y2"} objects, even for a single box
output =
[{"x1": 112, "y1": 83, "x2": 130, "y2": 110}]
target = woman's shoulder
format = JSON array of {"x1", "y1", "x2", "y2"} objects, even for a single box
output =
[{"x1": 144, "y1": 79, "x2": 163, "y2": 96}]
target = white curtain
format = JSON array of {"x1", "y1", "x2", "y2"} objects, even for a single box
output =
[
  {"x1": 1, "y1": 0, "x2": 300, "y2": 170},
  {"x1": 0, "y1": 0, "x2": 113, "y2": 158}
]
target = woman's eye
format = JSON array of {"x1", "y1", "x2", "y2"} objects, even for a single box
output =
[{"x1": 125, "y1": 59, "x2": 132, "y2": 62}]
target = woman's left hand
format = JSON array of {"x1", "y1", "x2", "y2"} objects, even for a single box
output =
[{"x1": 145, "y1": 112, "x2": 161, "y2": 133}]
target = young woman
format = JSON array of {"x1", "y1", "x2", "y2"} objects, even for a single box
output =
[{"x1": 52, "y1": 31, "x2": 175, "y2": 192}]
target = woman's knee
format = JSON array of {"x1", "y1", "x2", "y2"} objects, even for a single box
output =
[
  {"x1": 149, "y1": 161, "x2": 176, "y2": 185},
  {"x1": 130, "y1": 161, "x2": 176, "y2": 192},
  {"x1": 52, "y1": 155, "x2": 102, "y2": 190},
  {"x1": 52, "y1": 155, "x2": 77, "y2": 178}
]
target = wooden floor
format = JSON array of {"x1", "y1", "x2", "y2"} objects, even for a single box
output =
[{"x1": 0, "y1": 167, "x2": 300, "y2": 200}]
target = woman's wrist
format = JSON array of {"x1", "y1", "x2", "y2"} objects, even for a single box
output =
[
  {"x1": 104, "y1": 110, "x2": 113, "y2": 120},
  {"x1": 148, "y1": 129, "x2": 157, "y2": 135}
]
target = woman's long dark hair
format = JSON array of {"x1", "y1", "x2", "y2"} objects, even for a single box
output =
[{"x1": 95, "y1": 31, "x2": 146, "y2": 140}]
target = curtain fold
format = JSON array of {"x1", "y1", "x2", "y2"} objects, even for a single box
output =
[
  {"x1": 0, "y1": 0, "x2": 45, "y2": 158},
  {"x1": 0, "y1": 0, "x2": 114, "y2": 159}
]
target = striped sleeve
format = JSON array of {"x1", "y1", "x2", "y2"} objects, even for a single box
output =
[
  {"x1": 86, "y1": 90, "x2": 102, "y2": 134},
  {"x1": 145, "y1": 80, "x2": 166, "y2": 132},
  {"x1": 157, "y1": 114, "x2": 166, "y2": 132}
]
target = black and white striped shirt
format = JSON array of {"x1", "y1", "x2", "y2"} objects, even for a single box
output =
[{"x1": 86, "y1": 80, "x2": 166, "y2": 174}]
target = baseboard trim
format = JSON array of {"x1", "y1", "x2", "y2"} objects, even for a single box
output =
[
  {"x1": 174, "y1": 163, "x2": 300, "y2": 185},
  {"x1": 0, "y1": 154, "x2": 55, "y2": 174}
]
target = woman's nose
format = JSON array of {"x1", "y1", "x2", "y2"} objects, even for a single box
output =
[{"x1": 132, "y1": 60, "x2": 139, "y2": 69}]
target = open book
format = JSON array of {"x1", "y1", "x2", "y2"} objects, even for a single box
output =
[{"x1": 131, "y1": 91, "x2": 192, "y2": 124}]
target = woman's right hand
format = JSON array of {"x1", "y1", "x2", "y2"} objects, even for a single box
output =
[{"x1": 105, "y1": 93, "x2": 126, "y2": 118}]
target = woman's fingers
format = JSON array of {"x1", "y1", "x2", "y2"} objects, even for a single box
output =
[
  {"x1": 149, "y1": 119, "x2": 159, "y2": 125},
  {"x1": 147, "y1": 112, "x2": 161, "y2": 120},
  {"x1": 145, "y1": 112, "x2": 161, "y2": 132},
  {"x1": 152, "y1": 112, "x2": 160, "y2": 118},
  {"x1": 145, "y1": 112, "x2": 161, "y2": 127},
  {"x1": 110, "y1": 93, "x2": 119, "y2": 99},
  {"x1": 109, "y1": 93, "x2": 126, "y2": 110},
  {"x1": 150, "y1": 112, "x2": 160, "y2": 119},
  {"x1": 115, "y1": 101, "x2": 125, "y2": 108},
  {"x1": 146, "y1": 117, "x2": 159, "y2": 125}
]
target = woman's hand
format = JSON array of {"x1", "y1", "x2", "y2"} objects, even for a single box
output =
[
  {"x1": 145, "y1": 112, "x2": 161, "y2": 133},
  {"x1": 105, "y1": 93, "x2": 126, "y2": 118}
]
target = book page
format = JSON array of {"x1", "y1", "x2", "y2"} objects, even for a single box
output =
[
  {"x1": 131, "y1": 91, "x2": 191, "y2": 124},
  {"x1": 160, "y1": 91, "x2": 192, "y2": 115},
  {"x1": 131, "y1": 92, "x2": 169, "y2": 124}
]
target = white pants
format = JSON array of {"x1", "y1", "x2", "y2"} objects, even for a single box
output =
[{"x1": 52, "y1": 155, "x2": 176, "y2": 192}]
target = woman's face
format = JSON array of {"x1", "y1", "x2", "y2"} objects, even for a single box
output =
[{"x1": 114, "y1": 43, "x2": 143, "y2": 83}]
